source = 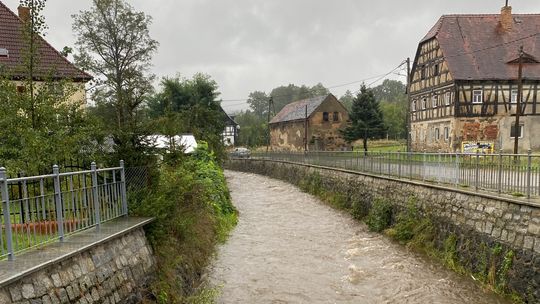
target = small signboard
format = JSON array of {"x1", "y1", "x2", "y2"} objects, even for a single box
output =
[{"x1": 461, "y1": 142, "x2": 494, "y2": 154}]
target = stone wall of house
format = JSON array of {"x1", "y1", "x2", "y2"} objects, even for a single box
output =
[
  {"x1": 0, "y1": 228, "x2": 155, "y2": 304},
  {"x1": 226, "y1": 158, "x2": 540, "y2": 302}
]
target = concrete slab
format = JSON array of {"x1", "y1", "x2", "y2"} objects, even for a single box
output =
[{"x1": 0, "y1": 217, "x2": 153, "y2": 288}]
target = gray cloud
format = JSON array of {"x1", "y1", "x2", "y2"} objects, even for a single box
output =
[{"x1": 3, "y1": 0, "x2": 539, "y2": 112}]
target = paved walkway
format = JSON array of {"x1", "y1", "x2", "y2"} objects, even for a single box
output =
[{"x1": 0, "y1": 217, "x2": 152, "y2": 288}]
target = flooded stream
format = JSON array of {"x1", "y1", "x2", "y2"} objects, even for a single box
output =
[{"x1": 209, "y1": 171, "x2": 510, "y2": 303}]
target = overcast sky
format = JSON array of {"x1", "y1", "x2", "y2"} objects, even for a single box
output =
[{"x1": 3, "y1": 0, "x2": 540, "y2": 112}]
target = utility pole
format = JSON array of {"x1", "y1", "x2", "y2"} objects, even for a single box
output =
[
  {"x1": 266, "y1": 97, "x2": 274, "y2": 153},
  {"x1": 513, "y1": 46, "x2": 524, "y2": 156},
  {"x1": 406, "y1": 57, "x2": 412, "y2": 152},
  {"x1": 304, "y1": 105, "x2": 308, "y2": 152}
]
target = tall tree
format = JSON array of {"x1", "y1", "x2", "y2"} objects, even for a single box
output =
[
  {"x1": 0, "y1": 0, "x2": 99, "y2": 173},
  {"x1": 72, "y1": 0, "x2": 158, "y2": 163},
  {"x1": 342, "y1": 85, "x2": 386, "y2": 153},
  {"x1": 339, "y1": 90, "x2": 354, "y2": 112},
  {"x1": 246, "y1": 91, "x2": 269, "y2": 119},
  {"x1": 234, "y1": 111, "x2": 267, "y2": 147},
  {"x1": 372, "y1": 80, "x2": 408, "y2": 139},
  {"x1": 148, "y1": 74, "x2": 226, "y2": 159}
]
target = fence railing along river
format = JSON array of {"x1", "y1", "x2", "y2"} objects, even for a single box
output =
[
  {"x1": 0, "y1": 161, "x2": 130, "y2": 261},
  {"x1": 252, "y1": 150, "x2": 540, "y2": 199}
]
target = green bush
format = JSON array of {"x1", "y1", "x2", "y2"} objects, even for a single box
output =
[
  {"x1": 365, "y1": 198, "x2": 393, "y2": 232},
  {"x1": 132, "y1": 142, "x2": 237, "y2": 303}
]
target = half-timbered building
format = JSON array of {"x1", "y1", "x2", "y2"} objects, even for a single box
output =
[
  {"x1": 221, "y1": 109, "x2": 239, "y2": 146},
  {"x1": 409, "y1": 5, "x2": 540, "y2": 152}
]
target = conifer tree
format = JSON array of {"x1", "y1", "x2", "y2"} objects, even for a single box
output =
[{"x1": 342, "y1": 85, "x2": 386, "y2": 153}]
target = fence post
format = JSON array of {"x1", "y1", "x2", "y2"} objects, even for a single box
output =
[
  {"x1": 438, "y1": 151, "x2": 442, "y2": 183},
  {"x1": 120, "y1": 160, "x2": 129, "y2": 216},
  {"x1": 91, "y1": 162, "x2": 101, "y2": 229},
  {"x1": 475, "y1": 151, "x2": 480, "y2": 191},
  {"x1": 409, "y1": 152, "x2": 413, "y2": 179},
  {"x1": 0, "y1": 168, "x2": 14, "y2": 260},
  {"x1": 527, "y1": 150, "x2": 532, "y2": 199},
  {"x1": 53, "y1": 165, "x2": 65, "y2": 242},
  {"x1": 422, "y1": 150, "x2": 426, "y2": 182},
  {"x1": 455, "y1": 152, "x2": 460, "y2": 187},
  {"x1": 498, "y1": 149, "x2": 503, "y2": 195},
  {"x1": 398, "y1": 151, "x2": 402, "y2": 178}
]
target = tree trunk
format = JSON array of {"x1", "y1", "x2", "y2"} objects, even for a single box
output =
[{"x1": 363, "y1": 137, "x2": 368, "y2": 156}]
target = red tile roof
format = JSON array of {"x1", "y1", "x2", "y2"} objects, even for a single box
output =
[
  {"x1": 0, "y1": 2, "x2": 92, "y2": 82},
  {"x1": 421, "y1": 14, "x2": 540, "y2": 81}
]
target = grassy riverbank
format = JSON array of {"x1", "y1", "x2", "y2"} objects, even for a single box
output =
[{"x1": 132, "y1": 144, "x2": 237, "y2": 303}]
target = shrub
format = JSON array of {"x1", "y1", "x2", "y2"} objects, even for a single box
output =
[
  {"x1": 365, "y1": 198, "x2": 393, "y2": 232},
  {"x1": 132, "y1": 142, "x2": 237, "y2": 303}
]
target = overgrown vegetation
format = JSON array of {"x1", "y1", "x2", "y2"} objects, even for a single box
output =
[{"x1": 132, "y1": 143, "x2": 237, "y2": 303}]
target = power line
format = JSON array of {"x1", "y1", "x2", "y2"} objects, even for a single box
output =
[
  {"x1": 222, "y1": 32, "x2": 540, "y2": 108},
  {"x1": 221, "y1": 61, "x2": 408, "y2": 107}
]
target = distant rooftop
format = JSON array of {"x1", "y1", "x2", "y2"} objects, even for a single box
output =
[
  {"x1": 419, "y1": 12, "x2": 540, "y2": 80},
  {"x1": 270, "y1": 95, "x2": 332, "y2": 124}
]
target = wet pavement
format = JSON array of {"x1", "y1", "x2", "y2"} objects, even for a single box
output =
[{"x1": 209, "y1": 171, "x2": 510, "y2": 304}]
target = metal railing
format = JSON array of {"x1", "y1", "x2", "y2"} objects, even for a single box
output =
[
  {"x1": 251, "y1": 150, "x2": 540, "y2": 200},
  {"x1": 0, "y1": 161, "x2": 128, "y2": 261}
]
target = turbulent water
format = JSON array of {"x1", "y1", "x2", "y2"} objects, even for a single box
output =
[{"x1": 209, "y1": 171, "x2": 510, "y2": 304}]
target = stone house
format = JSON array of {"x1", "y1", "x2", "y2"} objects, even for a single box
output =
[
  {"x1": 269, "y1": 94, "x2": 350, "y2": 151},
  {"x1": 0, "y1": 3, "x2": 92, "y2": 105},
  {"x1": 409, "y1": 5, "x2": 540, "y2": 152}
]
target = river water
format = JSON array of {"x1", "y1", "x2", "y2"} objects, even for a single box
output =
[{"x1": 209, "y1": 171, "x2": 510, "y2": 304}]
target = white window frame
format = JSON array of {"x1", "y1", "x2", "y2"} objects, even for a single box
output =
[
  {"x1": 422, "y1": 98, "x2": 427, "y2": 110},
  {"x1": 445, "y1": 92, "x2": 451, "y2": 105},
  {"x1": 510, "y1": 124, "x2": 524, "y2": 139},
  {"x1": 412, "y1": 100, "x2": 416, "y2": 112},
  {"x1": 472, "y1": 90, "x2": 483, "y2": 104},
  {"x1": 444, "y1": 127, "x2": 449, "y2": 141},
  {"x1": 435, "y1": 128, "x2": 440, "y2": 141},
  {"x1": 511, "y1": 89, "x2": 518, "y2": 104},
  {"x1": 432, "y1": 95, "x2": 438, "y2": 108}
]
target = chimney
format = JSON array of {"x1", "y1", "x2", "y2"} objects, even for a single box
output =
[
  {"x1": 17, "y1": 5, "x2": 30, "y2": 23},
  {"x1": 500, "y1": 5, "x2": 513, "y2": 31}
]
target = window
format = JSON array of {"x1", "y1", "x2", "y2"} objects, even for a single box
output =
[
  {"x1": 511, "y1": 90, "x2": 518, "y2": 103},
  {"x1": 445, "y1": 92, "x2": 451, "y2": 105},
  {"x1": 472, "y1": 90, "x2": 483, "y2": 104},
  {"x1": 444, "y1": 127, "x2": 449, "y2": 141},
  {"x1": 421, "y1": 66, "x2": 426, "y2": 80},
  {"x1": 323, "y1": 112, "x2": 329, "y2": 122},
  {"x1": 412, "y1": 100, "x2": 416, "y2": 112},
  {"x1": 435, "y1": 128, "x2": 440, "y2": 141},
  {"x1": 432, "y1": 95, "x2": 438, "y2": 108},
  {"x1": 510, "y1": 124, "x2": 524, "y2": 139},
  {"x1": 433, "y1": 64, "x2": 440, "y2": 76},
  {"x1": 333, "y1": 112, "x2": 339, "y2": 122},
  {"x1": 422, "y1": 98, "x2": 427, "y2": 110}
]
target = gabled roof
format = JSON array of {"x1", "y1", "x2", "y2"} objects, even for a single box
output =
[
  {"x1": 0, "y1": 2, "x2": 92, "y2": 81},
  {"x1": 419, "y1": 14, "x2": 540, "y2": 81},
  {"x1": 270, "y1": 94, "x2": 338, "y2": 124}
]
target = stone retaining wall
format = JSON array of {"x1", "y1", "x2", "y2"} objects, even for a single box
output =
[
  {"x1": 227, "y1": 159, "x2": 540, "y2": 302},
  {"x1": 0, "y1": 228, "x2": 155, "y2": 304}
]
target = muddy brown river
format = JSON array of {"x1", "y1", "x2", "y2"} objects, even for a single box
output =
[{"x1": 209, "y1": 171, "x2": 510, "y2": 303}]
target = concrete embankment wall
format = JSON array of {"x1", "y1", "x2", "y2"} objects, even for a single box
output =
[
  {"x1": 227, "y1": 158, "x2": 540, "y2": 302},
  {"x1": 0, "y1": 227, "x2": 155, "y2": 304}
]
